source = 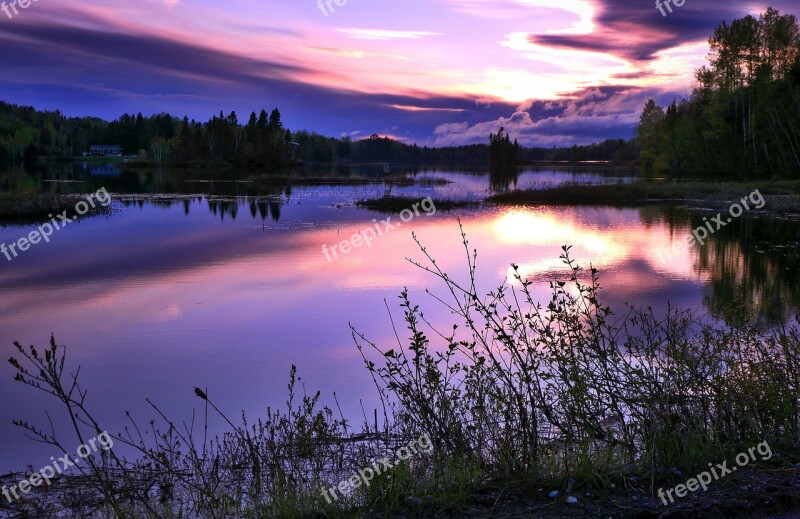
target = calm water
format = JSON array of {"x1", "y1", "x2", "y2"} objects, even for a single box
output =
[{"x1": 1, "y1": 167, "x2": 798, "y2": 472}]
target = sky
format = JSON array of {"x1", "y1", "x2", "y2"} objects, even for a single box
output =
[{"x1": 0, "y1": 0, "x2": 796, "y2": 147}]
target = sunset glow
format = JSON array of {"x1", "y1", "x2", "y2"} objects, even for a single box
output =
[{"x1": 1, "y1": 0, "x2": 795, "y2": 145}]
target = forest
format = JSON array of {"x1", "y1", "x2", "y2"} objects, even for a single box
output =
[
  {"x1": 0, "y1": 102, "x2": 629, "y2": 168},
  {"x1": 0, "y1": 101, "x2": 640, "y2": 169},
  {"x1": 0, "y1": 104, "x2": 295, "y2": 168},
  {"x1": 2, "y1": 6, "x2": 797, "y2": 176},
  {"x1": 637, "y1": 7, "x2": 800, "y2": 179}
]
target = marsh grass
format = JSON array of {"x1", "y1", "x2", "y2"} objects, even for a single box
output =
[
  {"x1": 0, "y1": 192, "x2": 110, "y2": 224},
  {"x1": 488, "y1": 179, "x2": 800, "y2": 208},
  {"x1": 355, "y1": 196, "x2": 477, "y2": 213},
  {"x1": 246, "y1": 174, "x2": 451, "y2": 187},
  {"x1": 6, "y1": 222, "x2": 800, "y2": 517}
]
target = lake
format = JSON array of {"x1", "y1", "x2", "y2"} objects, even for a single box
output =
[{"x1": 1, "y1": 166, "x2": 798, "y2": 472}]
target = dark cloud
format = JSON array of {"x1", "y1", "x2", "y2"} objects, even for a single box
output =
[
  {"x1": 430, "y1": 86, "x2": 675, "y2": 147},
  {"x1": 0, "y1": 19, "x2": 518, "y2": 142},
  {"x1": 2, "y1": 2, "x2": 798, "y2": 146},
  {"x1": 611, "y1": 71, "x2": 658, "y2": 80},
  {"x1": 530, "y1": 0, "x2": 799, "y2": 63}
]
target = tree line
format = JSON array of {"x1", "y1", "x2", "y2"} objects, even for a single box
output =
[
  {"x1": 637, "y1": 6, "x2": 800, "y2": 179},
  {"x1": 0, "y1": 102, "x2": 106, "y2": 166},
  {"x1": 488, "y1": 127, "x2": 523, "y2": 167},
  {"x1": 0, "y1": 103, "x2": 495, "y2": 166},
  {"x1": 0, "y1": 101, "x2": 633, "y2": 168},
  {"x1": 89, "y1": 108, "x2": 293, "y2": 168},
  {"x1": 0, "y1": 102, "x2": 296, "y2": 168},
  {"x1": 290, "y1": 132, "x2": 490, "y2": 163},
  {"x1": 523, "y1": 139, "x2": 638, "y2": 162}
]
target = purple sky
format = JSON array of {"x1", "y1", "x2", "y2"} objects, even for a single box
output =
[{"x1": 0, "y1": 0, "x2": 796, "y2": 146}]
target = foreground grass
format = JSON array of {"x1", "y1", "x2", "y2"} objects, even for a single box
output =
[
  {"x1": 488, "y1": 179, "x2": 800, "y2": 210},
  {"x1": 5, "y1": 227, "x2": 800, "y2": 518}
]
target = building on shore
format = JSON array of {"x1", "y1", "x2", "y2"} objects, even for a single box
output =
[{"x1": 88, "y1": 145, "x2": 122, "y2": 157}]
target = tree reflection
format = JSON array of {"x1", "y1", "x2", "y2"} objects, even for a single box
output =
[
  {"x1": 694, "y1": 215, "x2": 800, "y2": 325},
  {"x1": 488, "y1": 165, "x2": 520, "y2": 192},
  {"x1": 647, "y1": 206, "x2": 800, "y2": 325}
]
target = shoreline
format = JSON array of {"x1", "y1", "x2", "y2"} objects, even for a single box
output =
[
  {"x1": 3, "y1": 464, "x2": 799, "y2": 518},
  {"x1": 4, "y1": 179, "x2": 800, "y2": 225},
  {"x1": 487, "y1": 180, "x2": 800, "y2": 214},
  {"x1": 0, "y1": 192, "x2": 111, "y2": 225}
]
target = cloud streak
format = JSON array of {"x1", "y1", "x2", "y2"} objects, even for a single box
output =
[{"x1": 1, "y1": 0, "x2": 797, "y2": 146}]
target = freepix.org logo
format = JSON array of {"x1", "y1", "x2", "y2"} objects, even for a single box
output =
[
  {"x1": 321, "y1": 197, "x2": 436, "y2": 262},
  {"x1": 658, "y1": 441, "x2": 773, "y2": 505},
  {"x1": 1, "y1": 0, "x2": 40, "y2": 20},
  {"x1": 317, "y1": 0, "x2": 346, "y2": 17},
  {"x1": 321, "y1": 433, "x2": 432, "y2": 503},
  {"x1": 2, "y1": 431, "x2": 114, "y2": 503},
  {"x1": 654, "y1": 189, "x2": 764, "y2": 265},
  {"x1": 655, "y1": 0, "x2": 686, "y2": 17},
  {"x1": 1, "y1": 188, "x2": 112, "y2": 263}
]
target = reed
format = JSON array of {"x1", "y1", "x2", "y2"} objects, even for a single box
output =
[{"x1": 6, "y1": 223, "x2": 800, "y2": 517}]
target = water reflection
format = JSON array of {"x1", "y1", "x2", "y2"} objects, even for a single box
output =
[
  {"x1": 489, "y1": 166, "x2": 521, "y2": 192},
  {"x1": 1, "y1": 166, "x2": 798, "y2": 473},
  {"x1": 102, "y1": 197, "x2": 800, "y2": 327},
  {"x1": 82, "y1": 162, "x2": 122, "y2": 176},
  {"x1": 3, "y1": 163, "x2": 638, "y2": 200},
  {"x1": 693, "y1": 214, "x2": 799, "y2": 325}
]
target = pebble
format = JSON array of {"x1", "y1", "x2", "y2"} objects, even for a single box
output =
[
  {"x1": 405, "y1": 497, "x2": 423, "y2": 507},
  {"x1": 548, "y1": 490, "x2": 559, "y2": 499},
  {"x1": 566, "y1": 496, "x2": 578, "y2": 504}
]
